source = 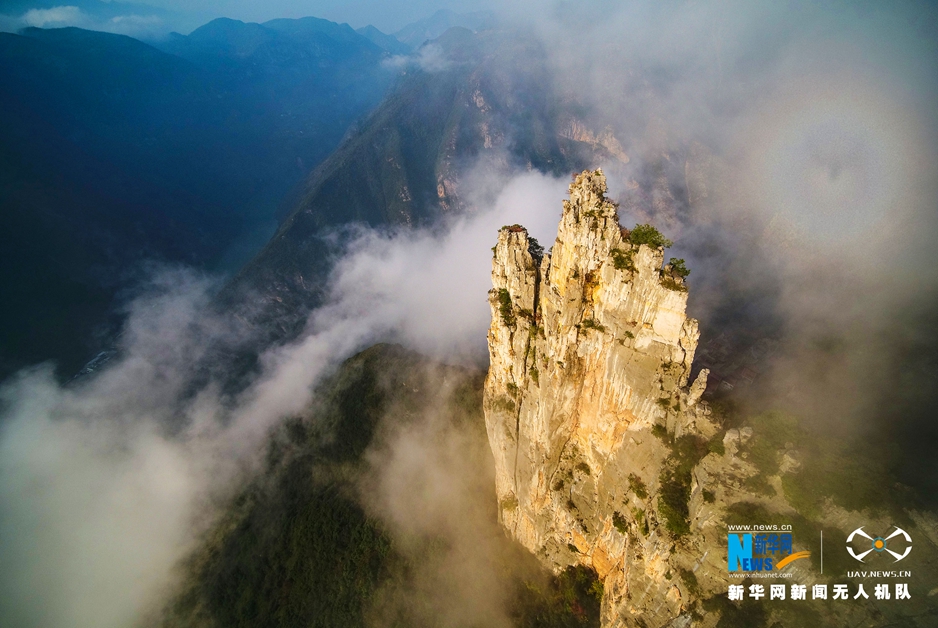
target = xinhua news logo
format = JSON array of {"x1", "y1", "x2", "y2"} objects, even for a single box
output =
[{"x1": 728, "y1": 528, "x2": 810, "y2": 572}]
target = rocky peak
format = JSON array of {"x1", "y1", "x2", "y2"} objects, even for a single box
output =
[
  {"x1": 484, "y1": 169, "x2": 714, "y2": 626},
  {"x1": 483, "y1": 170, "x2": 937, "y2": 628}
]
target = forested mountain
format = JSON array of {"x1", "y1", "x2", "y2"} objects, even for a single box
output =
[
  {"x1": 227, "y1": 26, "x2": 630, "y2": 339},
  {"x1": 0, "y1": 18, "x2": 399, "y2": 377}
]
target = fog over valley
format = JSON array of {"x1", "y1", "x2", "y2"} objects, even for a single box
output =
[{"x1": 1, "y1": 2, "x2": 936, "y2": 627}]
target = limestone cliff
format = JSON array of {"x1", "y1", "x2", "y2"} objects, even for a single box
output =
[
  {"x1": 483, "y1": 170, "x2": 938, "y2": 628},
  {"x1": 483, "y1": 170, "x2": 720, "y2": 627}
]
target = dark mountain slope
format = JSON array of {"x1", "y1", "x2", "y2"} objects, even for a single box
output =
[
  {"x1": 227, "y1": 27, "x2": 624, "y2": 338},
  {"x1": 0, "y1": 20, "x2": 393, "y2": 378},
  {"x1": 160, "y1": 343, "x2": 602, "y2": 628}
]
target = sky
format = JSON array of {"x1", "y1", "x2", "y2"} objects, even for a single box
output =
[{"x1": 0, "y1": 0, "x2": 492, "y2": 35}]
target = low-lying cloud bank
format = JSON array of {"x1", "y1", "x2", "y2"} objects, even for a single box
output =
[
  {"x1": 3, "y1": 0, "x2": 938, "y2": 625},
  {"x1": 0, "y1": 171, "x2": 565, "y2": 628},
  {"x1": 0, "y1": 4, "x2": 183, "y2": 38},
  {"x1": 357, "y1": 368, "x2": 520, "y2": 628}
]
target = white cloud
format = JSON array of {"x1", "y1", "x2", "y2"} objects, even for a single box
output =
[
  {"x1": 22, "y1": 6, "x2": 86, "y2": 28},
  {"x1": 321, "y1": 170, "x2": 566, "y2": 361},
  {"x1": 1, "y1": 5, "x2": 167, "y2": 38},
  {"x1": 0, "y1": 168, "x2": 566, "y2": 627},
  {"x1": 383, "y1": 43, "x2": 453, "y2": 73}
]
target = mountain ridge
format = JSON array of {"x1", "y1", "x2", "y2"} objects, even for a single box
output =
[
  {"x1": 224, "y1": 27, "x2": 631, "y2": 344},
  {"x1": 0, "y1": 17, "x2": 395, "y2": 378}
]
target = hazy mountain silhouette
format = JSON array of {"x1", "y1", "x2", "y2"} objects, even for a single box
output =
[
  {"x1": 356, "y1": 24, "x2": 411, "y2": 55},
  {"x1": 392, "y1": 9, "x2": 494, "y2": 48},
  {"x1": 0, "y1": 18, "x2": 394, "y2": 378}
]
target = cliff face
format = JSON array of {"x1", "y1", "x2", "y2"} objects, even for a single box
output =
[
  {"x1": 484, "y1": 170, "x2": 718, "y2": 627},
  {"x1": 483, "y1": 170, "x2": 938, "y2": 628}
]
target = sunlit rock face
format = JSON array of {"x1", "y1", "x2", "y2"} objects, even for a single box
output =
[{"x1": 483, "y1": 170, "x2": 716, "y2": 627}]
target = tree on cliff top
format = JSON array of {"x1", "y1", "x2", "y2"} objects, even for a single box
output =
[{"x1": 628, "y1": 224, "x2": 673, "y2": 249}]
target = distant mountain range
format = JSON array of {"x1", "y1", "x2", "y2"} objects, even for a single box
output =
[
  {"x1": 0, "y1": 16, "x2": 405, "y2": 378},
  {"x1": 0, "y1": 8, "x2": 616, "y2": 379},
  {"x1": 391, "y1": 8, "x2": 494, "y2": 48},
  {"x1": 356, "y1": 24, "x2": 411, "y2": 55}
]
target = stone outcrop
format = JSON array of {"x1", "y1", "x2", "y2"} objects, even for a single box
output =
[
  {"x1": 483, "y1": 169, "x2": 938, "y2": 628},
  {"x1": 484, "y1": 170, "x2": 720, "y2": 627}
]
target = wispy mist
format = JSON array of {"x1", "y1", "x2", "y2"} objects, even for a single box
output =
[
  {"x1": 496, "y1": 1, "x2": 938, "y2": 454},
  {"x1": 2, "y1": 0, "x2": 937, "y2": 625},
  {"x1": 0, "y1": 170, "x2": 563, "y2": 627},
  {"x1": 357, "y1": 367, "x2": 518, "y2": 628}
]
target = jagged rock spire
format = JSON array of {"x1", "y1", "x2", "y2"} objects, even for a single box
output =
[{"x1": 483, "y1": 169, "x2": 711, "y2": 627}]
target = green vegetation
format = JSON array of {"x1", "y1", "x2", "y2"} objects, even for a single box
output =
[
  {"x1": 781, "y1": 437, "x2": 904, "y2": 521},
  {"x1": 493, "y1": 396, "x2": 516, "y2": 413},
  {"x1": 632, "y1": 508, "x2": 649, "y2": 536},
  {"x1": 731, "y1": 412, "x2": 915, "y2": 523},
  {"x1": 623, "y1": 330, "x2": 635, "y2": 339},
  {"x1": 651, "y1": 423, "x2": 669, "y2": 441},
  {"x1": 530, "y1": 367, "x2": 540, "y2": 385},
  {"x1": 163, "y1": 344, "x2": 605, "y2": 628},
  {"x1": 498, "y1": 288, "x2": 516, "y2": 327},
  {"x1": 510, "y1": 564, "x2": 604, "y2": 628},
  {"x1": 576, "y1": 461, "x2": 591, "y2": 476},
  {"x1": 628, "y1": 223, "x2": 673, "y2": 249},
  {"x1": 659, "y1": 275, "x2": 688, "y2": 292},
  {"x1": 743, "y1": 474, "x2": 776, "y2": 497},
  {"x1": 702, "y1": 490, "x2": 716, "y2": 504},
  {"x1": 702, "y1": 592, "x2": 768, "y2": 628},
  {"x1": 742, "y1": 413, "x2": 800, "y2": 476},
  {"x1": 507, "y1": 382, "x2": 520, "y2": 397},
  {"x1": 501, "y1": 494, "x2": 520, "y2": 511},
  {"x1": 528, "y1": 236, "x2": 545, "y2": 259},
  {"x1": 612, "y1": 511, "x2": 629, "y2": 534},
  {"x1": 668, "y1": 257, "x2": 690, "y2": 279},
  {"x1": 707, "y1": 434, "x2": 725, "y2": 456},
  {"x1": 580, "y1": 318, "x2": 606, "y2": 333},
  {"x1": 628, "y1": 473, "x2": 648, "y2": 500},
  {"x1": 610, "y1": 248, "x2": 635, "y2": 271},
  {"x1": 678, "y1": 568, "x2": 701, "y2": 597},
  {"x1": 659, "y1": 259, "x2": 690, "y2": 292},
  {"x1": 163, "y1": 345, "x2": 423, "y2": 628},
  {"x1": 657, "y1": 435, "x2": 708, "y2": 538}
]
